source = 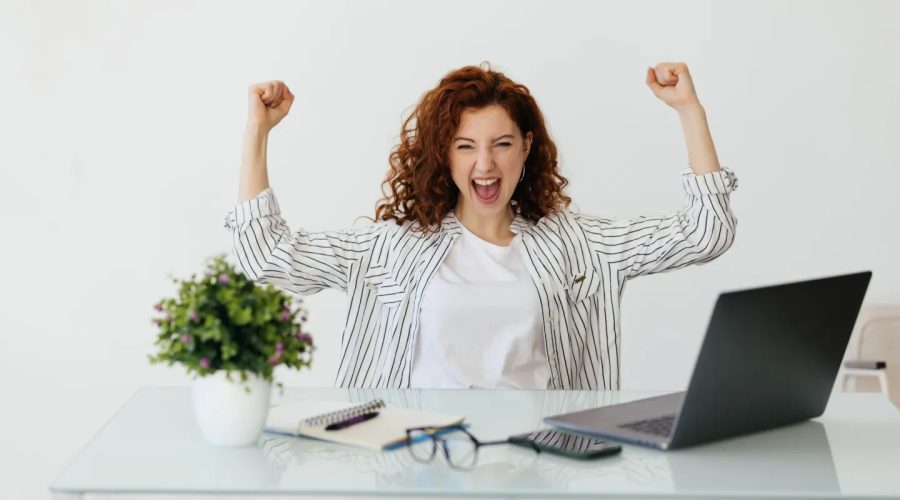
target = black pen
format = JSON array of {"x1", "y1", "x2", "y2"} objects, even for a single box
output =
[{"x1": 325, "y1": 411, "x2": 379, "y2": 431}]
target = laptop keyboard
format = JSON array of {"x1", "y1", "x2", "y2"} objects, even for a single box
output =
[{"x1": 619, "y1": 414, "x2": 676, "y2": 437}]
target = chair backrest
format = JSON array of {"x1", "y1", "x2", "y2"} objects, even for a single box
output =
[{"x1": 848, "y1": 305, "x2": 900, "y2": 405}]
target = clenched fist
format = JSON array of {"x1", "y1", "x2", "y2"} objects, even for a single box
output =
[
  {"x1": 645, "y1": 63, "x2": 701, "y2": 112},
  {"x1": 247, "y1": 80, "x2": 295, "y2": 132}
]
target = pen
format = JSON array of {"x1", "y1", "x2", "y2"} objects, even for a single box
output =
[{"x1": 325, "y1": 411, "x2": 379, "y2": 431}]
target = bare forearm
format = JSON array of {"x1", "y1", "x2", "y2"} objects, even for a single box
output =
[
  {"x1": 238, "y1": 125, "x2": 271, "y2": 202},
  {"x1": 678, "y1": 103, "x2": 721, "y2": 175}
]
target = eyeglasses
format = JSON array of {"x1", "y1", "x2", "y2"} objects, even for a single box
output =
[{"x1": 404, "y1": 424, "x2": 537, "y2": 470}]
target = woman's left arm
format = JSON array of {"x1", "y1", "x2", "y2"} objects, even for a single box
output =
[
  {"x1": 646, "y1": 62, "x2": 721, "y2": 175},
  {"x1": 574, "y1": 63, "x2": 738, "y2": 279}
]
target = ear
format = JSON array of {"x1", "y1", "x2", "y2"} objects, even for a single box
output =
[{"x1": 524, "y1": 131, "x2": 534, "y2": 156}]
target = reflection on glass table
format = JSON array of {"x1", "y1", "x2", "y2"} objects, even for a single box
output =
[{"x1": 49, "y1": 387, "x2": 900, "y2": 499}]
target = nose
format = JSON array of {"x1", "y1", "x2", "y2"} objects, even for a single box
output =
[{"x1": 475, "y1": 148, "x2": 496, "y2": 173}]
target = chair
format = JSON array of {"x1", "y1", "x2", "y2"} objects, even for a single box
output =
[{"x1": 838, "y1": 304, "x2": 900, "y2": 410}]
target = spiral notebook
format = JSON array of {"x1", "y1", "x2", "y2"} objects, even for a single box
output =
[{"x1": 265, "y1": 398, "x2": 465, "y2": 450}]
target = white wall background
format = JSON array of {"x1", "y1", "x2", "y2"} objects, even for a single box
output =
[{"x1": 1, "y1": 0, "x2": 898, "y2": 498}]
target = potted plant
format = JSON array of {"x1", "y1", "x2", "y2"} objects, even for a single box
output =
[{"x1": 148, "y1": 253, "x2": 314, "y2": 446}]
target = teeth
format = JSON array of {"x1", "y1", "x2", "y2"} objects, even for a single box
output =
[{"x1": 473, "y1": 178, "x2": 499, "y2": 186}]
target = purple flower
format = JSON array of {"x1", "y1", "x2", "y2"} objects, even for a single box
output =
[
  {"x1": 199, "y1": 358, "x2": 210, "y2": 369},
  {"x1": 295, "y1": 332, "x2": 313, "y2": 347},
  {"x1": 301, "y1": 315, "x2": 307, "y2": 322},
  {"x1": 189, "y1": 310, "x2": 198, "y2": 321},
  {"x1": 181, "y1": 334, "x2": 192, "y2": 344},
  {"x1": 218, "y1": 273, "x2": 229, "y2": 284},
  {"x1": 280, "y1": 308, "x2": 291, "y2": 321},
  {"x1": 268, "y1": 353, "x2": 282, "y2": 366},
  {"x1": 275, "y1": 341, "x2": 284, "y2": 353},
  {"x1": 154, "y1": 303, "x2": 163, "y2": 312}
]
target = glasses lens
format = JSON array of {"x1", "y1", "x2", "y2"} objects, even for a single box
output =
[
  {"x1": 407, "y1": 429, "x2": 436, "y2": 463},
  {"x1": 442, "y1": 434, "x2": 478, "y2": 470}
]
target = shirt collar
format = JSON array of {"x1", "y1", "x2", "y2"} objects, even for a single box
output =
[{"x1": 440, "y1": 208, "x2": 533, "y2": 236}]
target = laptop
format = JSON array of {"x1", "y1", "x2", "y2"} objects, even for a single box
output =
[{"x1": 544, "y1": 271, "x2": 872, "y2": 450}]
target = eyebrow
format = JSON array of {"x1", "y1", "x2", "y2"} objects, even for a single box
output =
[{"x1": 453, "y1": 134, "x2": 515, "y2": 143}]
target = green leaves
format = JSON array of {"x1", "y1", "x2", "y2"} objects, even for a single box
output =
[
  {"x1": 220, "y1": 341, "x2": 238, "y2": 360},
  {"x1": 148, "y1": 253, "x2": 314, "y2": 384},
  {"x1": 233, "y1": 306, "x2": 253, "y2": 326}
]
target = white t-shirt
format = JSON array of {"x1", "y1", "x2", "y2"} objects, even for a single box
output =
[{"x1": 410, "y1": 221, "x2": 550, "y2": 389}]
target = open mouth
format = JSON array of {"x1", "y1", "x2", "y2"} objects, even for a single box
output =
[{"x1": 471, "y1": 178, "x2": 501, "y2": 204}]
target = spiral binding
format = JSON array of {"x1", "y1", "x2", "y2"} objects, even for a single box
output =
[{"x1": 300, "y1": 399, "x2": 386, "y2": 427}]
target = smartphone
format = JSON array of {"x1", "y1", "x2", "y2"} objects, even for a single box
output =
[{"x1": 508, "y1": 429, "x2": 621, "y2": 459}]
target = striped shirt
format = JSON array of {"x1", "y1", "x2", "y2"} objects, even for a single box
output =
[{"x1": 224, "y1": 166, "x2": 739, "y2": 390}]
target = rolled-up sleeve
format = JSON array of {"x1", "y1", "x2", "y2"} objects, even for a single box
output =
[
  {"x1": 223, "y1": 187, "x2": 381, "y2": 294},
  {"x1": 576, "y1": 166, "x2": 739, "y2": 279}
]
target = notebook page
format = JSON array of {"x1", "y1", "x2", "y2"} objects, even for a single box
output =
[
  {"x1": 297, "y1": 407, "x2": 465, "y2": 450},
  {"x1": 265, "y1": 399, "x2": 360, "y2": 435}
]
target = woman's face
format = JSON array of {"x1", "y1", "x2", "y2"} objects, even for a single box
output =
[{"x1": 448, "y1": 104, "x2": 533, "y2": 219}]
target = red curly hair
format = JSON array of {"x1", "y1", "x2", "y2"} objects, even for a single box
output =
[{"x1": 372, "y1": 63, "x2": 571, "y2": 233}]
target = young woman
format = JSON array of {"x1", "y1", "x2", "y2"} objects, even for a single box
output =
[{"x1": 225, "y1": 63, "x2": 738, "y2": 390}]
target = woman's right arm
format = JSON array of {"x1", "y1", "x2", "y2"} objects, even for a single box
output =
[
  {"x1": 239, "y1": 125, "x2": 270, "y2": 202},
  {"x1": 239, "y1": 80, "x2": 288, "y2": 201},
  {"x1": 227, "y1": 81, "x2": 381, "y2": 294}
]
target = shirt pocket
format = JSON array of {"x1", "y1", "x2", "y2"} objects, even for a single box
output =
[
  {"x1": 363, "y1": 264, "x2": 407, "y2": 309},
  {"x1": 564, "y1": 267, "x2": 603, "y2": 303}
]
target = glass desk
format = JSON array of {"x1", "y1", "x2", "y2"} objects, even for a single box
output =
[{"x1": 50, "y1": 387, "x2": 900, "y2": 498}]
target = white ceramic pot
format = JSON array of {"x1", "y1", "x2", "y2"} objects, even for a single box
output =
[{"x1": 191, "y1": 370, "x2": 272, "y2": 446}]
